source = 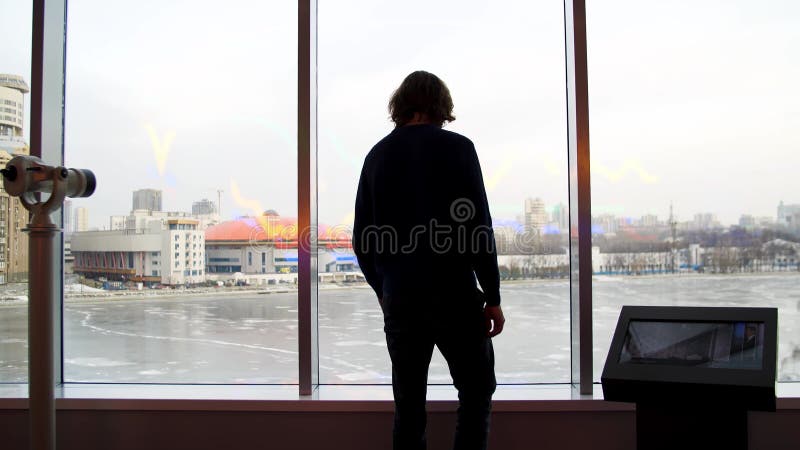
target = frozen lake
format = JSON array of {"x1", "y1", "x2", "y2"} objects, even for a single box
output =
[{"x1": 0, "y1": 273, "x2": 799, "y2": 384}]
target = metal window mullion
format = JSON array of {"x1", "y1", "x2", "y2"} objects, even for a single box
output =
[
  {"x1": 29, "y1": 0, "x2": 68, "y2": 449},
  {"x1": 298, "y1": 0, "x2": 319, "y2": 396},
  {"x1": 565, "y1": 0, "x2": 592, "y2": 395}
]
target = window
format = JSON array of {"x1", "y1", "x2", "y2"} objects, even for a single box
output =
[
  {"x1": 20, "y1": 0, "x2": 793, "y2": 397},
  {"x1": 0, "y1": 0, "x2": 31, "y2": 383},
  {"x1": 318, "y1": 0, "x2": 569, "y2": 384},
  {"x1": 209, "y1": 257, "x2": 239, "y2": 263},
  {"x1": 587, "y1": 0, "x2": 800, "y2": 382},
  {"x1": 62, "y1": 0, "x2": 297, "y2": 383}
]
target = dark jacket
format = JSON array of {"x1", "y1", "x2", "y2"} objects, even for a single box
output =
[{"x1": 352, "y1": 124, "x2": 501, "y2": 306}]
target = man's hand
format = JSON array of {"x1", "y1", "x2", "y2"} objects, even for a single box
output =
[{"x1": 483, "y1": 305, "x2": 505, "y2": 338}]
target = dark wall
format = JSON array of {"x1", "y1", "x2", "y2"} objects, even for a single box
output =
[
  {"x1": 0, "y1": 409, "x2": 634, "y2": 450},
  {"x1": 0, "y1": 408, "x2": 798, "y2": 449}
]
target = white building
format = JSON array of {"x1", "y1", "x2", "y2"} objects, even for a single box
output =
[
  {"x1": 0, "y1": 74, "x2": 27, "y2": 140},
  {"x1": 71, "y1": 219, "x2": 205, "y2": 286},
  {"x1": 0, "y1": 74, "x2": 31, "y2": 283},
  {"x1": 74, "y1": 206, "x2": 89, "y2": 232},
  {"x1": 109, "y1": 215, "x2": 127, "y2": 230},
  {"x1": 123, "y1": 209, "x2": 217, "y2": 232},
  {"x1": 524, "y1": 197, "x2": 547, "y2": 234},
  {"x1": 63, "y1": 199, "x2": 73, "y2": 234}
]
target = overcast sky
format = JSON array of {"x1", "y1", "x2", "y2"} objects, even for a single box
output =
[{"x1": 2, "y1": 0, "x2": 799, "y2": 229}]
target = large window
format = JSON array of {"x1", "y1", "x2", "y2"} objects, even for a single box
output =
[
  {"x1": 63, "y1": 0, "x2": 298, "y2": 383},
  {"x1": 318, "y1": 0, "x2": 570, "y2": 384},
  {"x1": 5, "y1": 0, "x2": 797, "y2": 394},
  {"x1": 588, "y1": 0, "x2": 800, "y2": 382},
  {"x1": 0, "y1": 0, "x2": 32, "y2": 383}
]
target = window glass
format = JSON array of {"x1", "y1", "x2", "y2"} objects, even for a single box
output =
[
  {"x1": 0, "y1": 0, "x2": 33, "y2": 383},
  {"x1": 63, "y1": 0, "x2": 298, "y2": 383},
  {"x1": 588, "y1": 0, "x2": 800, "y2": 381},
  {"x1": 318, "y1": 0, "x2": 570, "y2": 384}
]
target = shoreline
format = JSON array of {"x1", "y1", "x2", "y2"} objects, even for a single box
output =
[{"x1": 0, "y1": 271, "x2": 798, "y2": 307}]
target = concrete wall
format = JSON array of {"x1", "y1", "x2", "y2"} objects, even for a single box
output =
[{"x1": 72, "y1": 231, "x2": 161, "y2": 252}]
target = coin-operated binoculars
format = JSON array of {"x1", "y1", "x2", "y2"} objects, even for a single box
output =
[{"x1": 1, "y1": 155, "x2": 96, "y2": 450}]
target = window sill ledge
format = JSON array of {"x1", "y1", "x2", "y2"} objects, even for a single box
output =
[{"x1": 0, "y1": 383, "x2": 798, "y2": 412}]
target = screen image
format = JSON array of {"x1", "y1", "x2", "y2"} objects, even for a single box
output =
[{"x1": 619, "y1": 321, "x2": 764, "y2": 370}]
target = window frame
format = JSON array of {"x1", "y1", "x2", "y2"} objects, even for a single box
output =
[{"x1": 26, "y1": 0, "x2": 593, "y2": 396}]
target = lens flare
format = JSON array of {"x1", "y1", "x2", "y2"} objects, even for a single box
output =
[
  {"x1": 339, "y1": 211, "x2": 355, "y2": 227},
  {"x1": 145, "y1": 124, "x2": 175, "y2": 177},
  {"x1": 229, "y1": 179, "x2": 288, "y2": 240},
  {"x1": 485, "y1": 157, "x2": 514, "y2": 191},
  {"x1": 593, "y1": 160, "x2": 659, "y2": 184}
]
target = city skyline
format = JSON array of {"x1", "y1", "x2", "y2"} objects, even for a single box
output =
[
  {"x1": 81, "y1": 185, "x2": 799, "y2": 233},
  {"x1": 2, "y1": 0, "x2": 799, "y2": 229}
]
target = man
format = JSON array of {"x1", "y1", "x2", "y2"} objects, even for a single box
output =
[{"x1": 353, "y1": 70, "x2": 505, "y2": 450}]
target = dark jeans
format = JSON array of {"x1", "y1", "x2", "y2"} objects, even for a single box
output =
[{"x1": 381, "y1": 290, "x2": 496, "y2": 450}]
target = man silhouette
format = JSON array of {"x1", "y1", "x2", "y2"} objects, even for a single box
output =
[{"x1": 353, "y1": 70, "x2": 505, "y2": 450}]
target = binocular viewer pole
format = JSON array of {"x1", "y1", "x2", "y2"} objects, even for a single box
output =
[
  {"x1": 27, "y1": 214, "x2": 60, "y2": 450},
  {"x1": 1, "y1": 155, "x2": 96, "y2": 450},
  {"x1": 22, "y1": 166, "x2": 68, "y2": 450}
]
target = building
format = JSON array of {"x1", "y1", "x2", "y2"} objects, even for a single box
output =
[
  {"x1": 492, "y1": 219, "x2": 523, "y2": 253},
  {"x1": 132, "y1": 188, "x2": 162, "y2": 212},
  {"x1": 592, "y1": 213, "x2": 618, "y2": 235},
  {"x1": 0, "y1": 74, "x2": 30, "y2": 284},
  {"x1": 0, "y1": 74, "x2": 27, "y2": 140},
  {"x1": 63, "y1": 199, "x2": 73, "y2": 234},
  {"x1": 204, "y1": 212, "x2": 354, "y2": 283},
  {"x1": 73, "y1": 206, "x2": 89, "y2": 232},
  {"x1": 124, "y1": 208, "x2": 217, "y2": 232},
  {"x1": 109, "y1": 215, "x2": 126, "y2": 230},
  {"x1": 524, "y1": 197, "x2": 547, "y2": 234},
  {"x1": 551, "y1": 202, "x2": 569, "y2": 232},
  {"x1": 0, "y1": 149, "x2": 29, "y2": 283},
  {"x1": 190, "y1": 198, "x2": 220, "y2": 228},
  {"x1": 640, "y1": 214, "x2": 659, "y2": 227},
  {"x1": 63, "y1": 237, "x2": 74, "y2": 274},
  {"x1": 71, "y1": 218, "x2": 205, "y2": 285},
  {"x1": 777, "y1": 201, "x2": 800, "y2": 228},
  {"x1": 205, "y1": 214, "x2": 300, "y2": 276},
  {"x1": 739, "y1": 214, "x2": 756, "y2": 229},
  {"x1": 192, "y1": 198, "x2": 217, "y2": 215},
  {"x1": 692, "y1": 212, "x2": 719, "y2": 230}
]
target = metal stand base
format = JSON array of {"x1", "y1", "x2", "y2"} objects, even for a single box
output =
[{"x1": 636, "y1": 403, "x2": 748, "y2": 450}]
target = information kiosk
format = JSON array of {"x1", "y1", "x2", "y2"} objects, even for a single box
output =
[{"x1": 601, "y1": 306, "x2": 777, "y2": 450}]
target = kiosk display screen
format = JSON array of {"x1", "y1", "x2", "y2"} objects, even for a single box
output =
[{"x1": 619, "y1": 321, "x2": 764, "y2": 370}]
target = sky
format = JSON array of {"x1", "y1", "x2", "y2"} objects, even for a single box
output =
[{"x1": 1, "y1": 0, "x2": 799, "y2": 229}]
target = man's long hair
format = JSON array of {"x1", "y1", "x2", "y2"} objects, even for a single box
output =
[{"x1": 388, "y1": 71, "x2": 456, "y2": 127}]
